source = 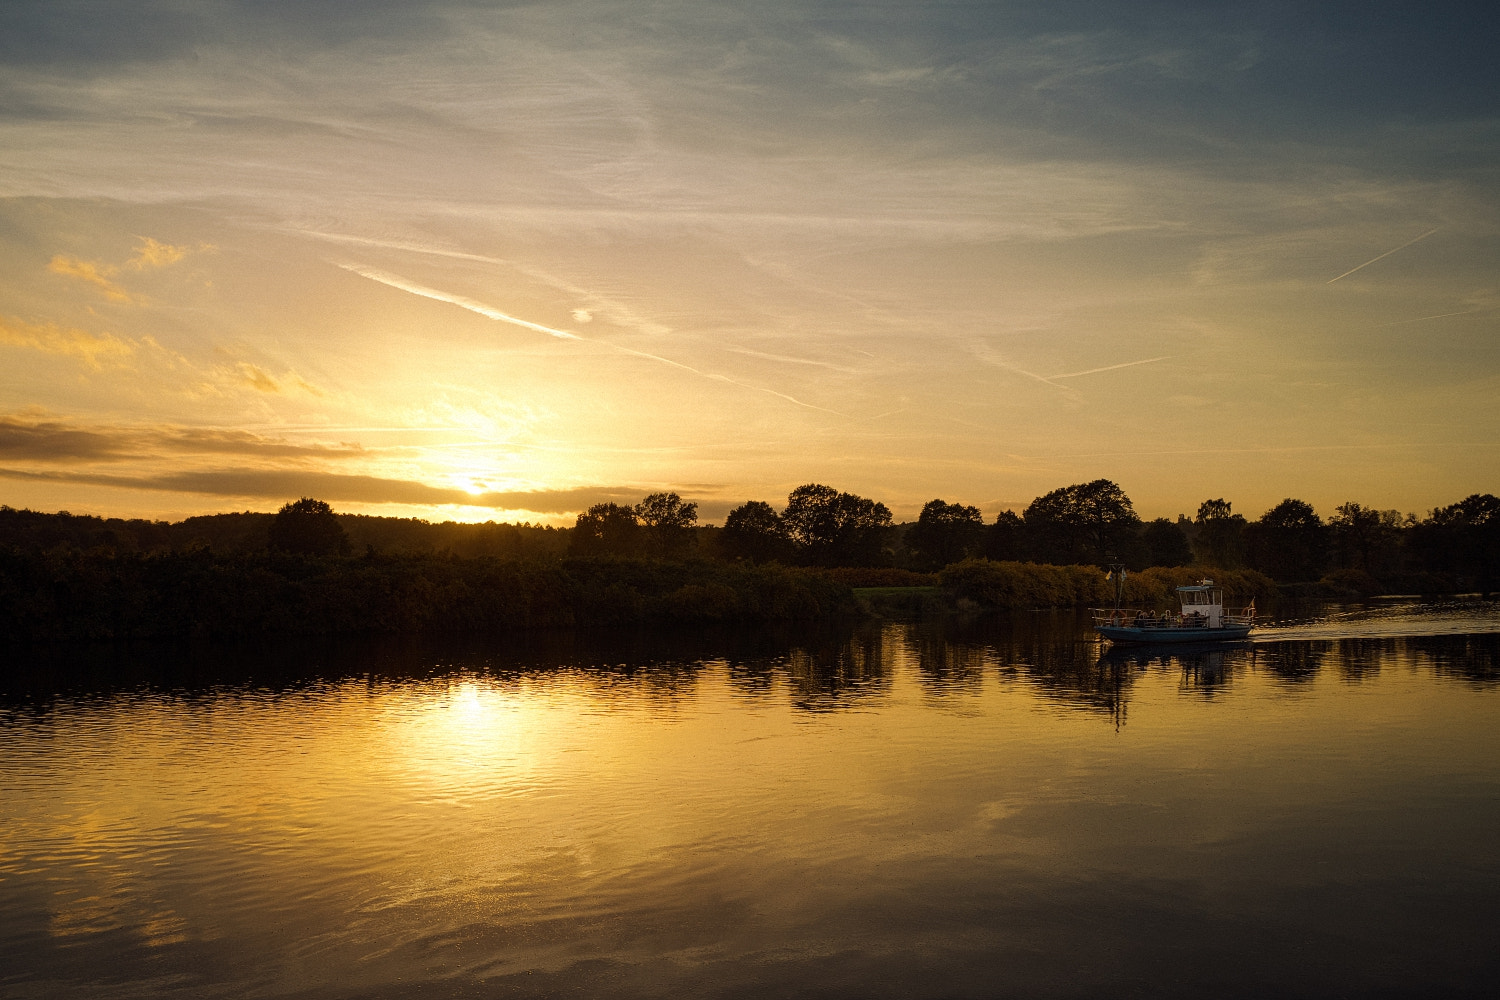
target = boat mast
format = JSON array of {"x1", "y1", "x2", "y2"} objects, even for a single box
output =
[{"x1": 1108, "y1": 563, "x2": 1126, "y2": 612}]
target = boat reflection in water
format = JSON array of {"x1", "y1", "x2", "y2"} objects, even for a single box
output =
[{"x1": 2, "y1": 603, "x2": 1499, "y2": 1000}]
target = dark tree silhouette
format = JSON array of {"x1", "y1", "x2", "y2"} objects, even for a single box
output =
[
  {"x1": 1328, "y1": 502, "x2": 1403, "y2": 576},
  {"x1": 720, "y1": 500, "x2": 790, "y2": 563},
  {"x1": 1023, "y1": 479, "x2": 1140, "y2": 566},
  {"x1": 635, "y1": 492, "x2": 698, "y2": 558},
  {"x1": 984, "y1": 509, "x2": 1027, "y2": 561},
  {"x1": 268, "y1": 498, "x2": 349, "y2": 556},
  {"x1": 1423, "y1": 493, "x2": 1499, "y2": 591},
  {"x1": 781, "y1": 484, "x2": 892, "y2": 567},
  {"x1": 906, "y1": 499, "x2": 984, "y2": 570},
  {"x1": 1141, "y1": 517, "x2": 1193, "y2": 568},
  {"x1": 569, "y1": 502, "x2": 640, "y2": 557},
  {"x1": 1247, "y1": 498, "x2": 1326, "y2": 581},
  {"x1": 1193, "y1": 498, "x2": 1247, "y2": 568}
]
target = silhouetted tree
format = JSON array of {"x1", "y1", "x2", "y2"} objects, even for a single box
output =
[
  {"x1": 1023, "y1": 479, "x2": 1140, "y2": 566},
  {"x1": 1141, "y1": 517, "x2": 1193, "y2": 568},
  {"x1": 1246, "y1": 498, "x2": 1326, "y2": 581},
  {"x1": 570, "y1": 502, "x2": 640, "y2": 557},
  {"x1": 1328, "y1": 502, "x2": 1404, "y2": 577},
  {"x1": 720, "y1": 500, "x2": 791, "y2": 563},
  {"x1": 906, "y1": 499, "x2": 984, "y2": 570},
  {"x1": 1421, "y1": 494, "x2": 1499, "y2": 591},
  {"x1": 268, "y1": 498, "x2": 349, "y2": 556},
  {"x1": 984, "y1": 509, "x2": 1027, "y2": 561},
  {"x1": 781, "y1": 484, "x2": 893, "y2": 567},
  {"x1": 635, "y1": 492, "x2": 698, "y2": 558},
  {"x1": 1193, "y1": 498, "x2": 1246, "y2": 568}
]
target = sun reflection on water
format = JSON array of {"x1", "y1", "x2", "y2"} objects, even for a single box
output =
[{"x1": 2, "y1": 614, "x2": 1499, "y2": 998}]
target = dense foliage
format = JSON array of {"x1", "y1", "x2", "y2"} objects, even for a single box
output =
[
  {"x1": 938, "y1": 560, "x2": 1277, "y2": 613},
  {"x1": 0, "y1": 506, "x2": 566, "y2": 559},
  {"x1": 0, "y1": 550, "x2": 858, "y2": 641},
  {"x1": 268, "y1": 497, "x2": 349, "y2": 556}
]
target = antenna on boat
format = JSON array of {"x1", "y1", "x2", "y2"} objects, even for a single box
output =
[{"x1": 1107, "y1": 563, "x2": 1126, "y2": 612}]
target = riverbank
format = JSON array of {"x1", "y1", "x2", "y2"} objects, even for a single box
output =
[
  {"x1": 3, "y1": 547, "x2": 1438, "y2": 642},
  {"x1": 0, "y1": 550, "x2": 858, "y2": 640}
]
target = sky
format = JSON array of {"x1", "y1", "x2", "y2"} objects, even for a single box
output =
[{"x1": 1, "y1": 0, "x2": 1496, "y2": 526}]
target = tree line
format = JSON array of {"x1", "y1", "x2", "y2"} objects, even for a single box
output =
[
  {"x1": 0, "y1": 501, "x2": 568, "y2": 560},
  {"x1": 0, "y1": 476, "x2": 1494, "y2": 617},
  {"x1": 570, "y1": 481, "x2": 1498, "y2": 594}
]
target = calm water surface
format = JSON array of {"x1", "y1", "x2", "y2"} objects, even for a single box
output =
[{"x1": 3, "y1": 601, "x2": 1499, "y2": 998}]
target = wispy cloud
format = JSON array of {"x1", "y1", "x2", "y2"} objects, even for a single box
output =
[
  {"x1": 233, "y1": 362, "x2": 322, "y2": 396},
  {"x1": 0, "y1": 463, "x2": 644, "y2": 513},
  {"x1": 342, "y1": 263, "x2": 845, "y2": 415},
  {"x1": 0, "y1": 412, "x2": 364, "y2": 463},
  {"x1": 126, "y1": 236, "x2": 191, "y2": 270},
  {"x1": 0, "y1": 316, "x2": 134, "y2": 368},
  {"x1": 44, "y1": 236, "x2": 196, "y2": 303},
  {"x1": 47, "y1": 255, "x2": 134, "y2": 303}
]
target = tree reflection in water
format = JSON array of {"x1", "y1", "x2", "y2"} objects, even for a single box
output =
[
  {"x1": 5, "y1": 613, "x2": 1499, "y2": 725},
  {"x1": 1418, "y1": 634, "x2": 1500, "y2": 684},
  {"x1": 779, "y1": 627, "x2": 890, "y2": 711},
  {"x1": 1259, "y1": 641, "x2": 1329, "y2": 683}
]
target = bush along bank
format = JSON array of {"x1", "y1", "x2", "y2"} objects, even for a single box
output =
[
  {"x1": 938, "y1": 559, "x2": 1278, "y2": 612},
  {"x1": 0, "y1": 550, "x2": 859, "y2": 642}
]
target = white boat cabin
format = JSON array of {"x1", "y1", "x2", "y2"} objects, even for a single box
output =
[{"x1": 1176, "y1": 582, "x2": 1226, "y2": 628}]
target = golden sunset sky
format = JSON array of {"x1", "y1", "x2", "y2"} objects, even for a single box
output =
[{"x1": 2, "y1": 1, "x2": 1496, "y2": 525}]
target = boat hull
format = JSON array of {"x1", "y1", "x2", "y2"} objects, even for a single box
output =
[{"x1": 1096, "y1": 624, "x2": 1252, "y2": 645}]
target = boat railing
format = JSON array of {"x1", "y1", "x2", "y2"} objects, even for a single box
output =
[
  {"x1": 1093, "y1": 605, "x2": 1257, "y2": 630},
  {"x1": 1223, "y1": 606, "x2": 1257, "y2": 626},
  {"x1": 1092, "y1": 608, "x2": 1191, "y2": 629}
]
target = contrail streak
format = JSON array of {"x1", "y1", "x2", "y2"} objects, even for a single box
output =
[
  {"x1": 1050, "y1": 355, "x2": 1171, "y2": 379},
  {"x1": 726, "y1": 347, "x2": 864, "y2": 374},
  {"x1": 340, "y1": 264, "x2": 843, "y2": 415},
  {"x1": 340, "y1": 264, "x2": 582, "y2": 340},
  {"x1": 1327, "y1": 228, "x2": 1439, "y2": 284},
  {"x1": 306, "y1": 232, "x2": 504, "y2": 264},
  {"x1": 1378, "y1": 306, "x2": 1493, "y2": 327}
]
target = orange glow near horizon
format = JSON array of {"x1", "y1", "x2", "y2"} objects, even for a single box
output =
[{"x1": 1, "y1": 4, "x2": 1496, "y2": 524}]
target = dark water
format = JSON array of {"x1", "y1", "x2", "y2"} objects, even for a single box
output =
[{"x1": 2, "y1": 601, "x2": 1499, "y2": 999}]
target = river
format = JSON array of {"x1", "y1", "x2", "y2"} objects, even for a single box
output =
[{"x1": 3, "y1": 599, "x2": 1498, "y2": 998}]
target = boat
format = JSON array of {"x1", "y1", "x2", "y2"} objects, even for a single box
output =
[{"x1": 1093, "y1": 577, "x2": 1255, "y2": 645}]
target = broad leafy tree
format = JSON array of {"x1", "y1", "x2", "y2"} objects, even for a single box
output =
[
  {"x1": 781, "y1": 483, "x2": 893, "y2": 567},
  {"x1": 983, "y1": 509, "x2": 1027, "y2": 561},
  {"x1": 1022, "y1": 479, "x2": 1140, "y2": 567},
  {"x1": 268, "y1": 497, "x2": 349, "y2": 556},
  {"x1": 1193, "y1": 498, "x2": 1247, "y2": 568},
  {"x1": 569, "y1": 502, "x2": 640, "y2": 557},
  {"x1": 635, "y1": 492, "x2": 698, "y2": 558},
  {"x1": 1328, "y1": 502, "x2": 1404, "y2": 576},
  {"x1": 1418, "y1": 494, "x2": 1499, "y2": 591},
  {"x1": 1141, "y1": 517, "x2": 1193, "y2": 568},
  {"x1": 720, "y1": 500, "x2": 791, "y2": 563},
  {"x1": 1246, "y1": 498, "x2": 1326, "y2": 581},
  {"x1": 906, "y1": 499, "x2": 984, "y2": 570}
]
